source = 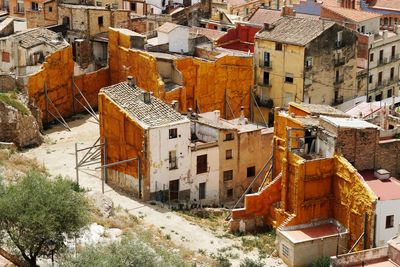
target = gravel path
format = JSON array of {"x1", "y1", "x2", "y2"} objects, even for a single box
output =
[{"x1": 23, "y1": 115, "x2": 285, "y2": 267}]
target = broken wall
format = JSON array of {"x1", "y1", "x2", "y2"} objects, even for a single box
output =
[
  {"x1": 108, "y1": 27, "x2": 252, "y2": 119},
  {"x1": 26, "y1": 46, "x2": 110, "y2": 124}
]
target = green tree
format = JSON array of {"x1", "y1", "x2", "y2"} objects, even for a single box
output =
[{"x1": 0, "y1": 172, "x2": 90, "y2": 267}]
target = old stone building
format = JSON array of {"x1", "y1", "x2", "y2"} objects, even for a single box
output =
[{"x1": 254, "y1": 16, "x2": 358, "y2": 107}]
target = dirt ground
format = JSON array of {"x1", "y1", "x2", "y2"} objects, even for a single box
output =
[{"x1": 23, "y1": 114, "x2": 285, "y2": 267}]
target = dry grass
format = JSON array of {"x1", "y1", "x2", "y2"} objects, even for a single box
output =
[
  {"x1": 0, "y1": 149, "x2": 47, "y2": 181},
  {"x1": 175, "y1": 209, "x2": 230, "y2": 234}
]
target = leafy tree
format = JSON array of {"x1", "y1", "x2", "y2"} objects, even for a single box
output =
[{"x1": 0, "y1": 172, "x2": 90, "y2": 267}]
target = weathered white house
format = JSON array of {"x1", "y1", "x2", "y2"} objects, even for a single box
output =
[
  {"x1": 0, "y1": 28, "x2": 69, "y2": 76},
  {"x1": 147, "y1": 22, "x2": 189, "y2": 53}
]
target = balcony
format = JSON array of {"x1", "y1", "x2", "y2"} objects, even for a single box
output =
[
  {"x1": 334, "y1": 75, "x2": 344, "y2": 86},
  {"x1": 376, "y1": 80, "x2": 387, "y2": 89},
  {"x1": 334, "y1": 95, "x2": 344, "y2": 105},
  {"x1": 334, "y1": 57, "x2": 345, "y2": 67},
  {"x1": 388, "y1": 76, "x2": 399, "y2": 85},
  {"x1": 377, "y1": 58, "x2": 388, "y2": 66},
  {"x1": 258, "y1": 81, "x2": 272, "y2": 87},
  {"x1": 390, "y1": 54, "x2": 400, "y2": 62},
  {"x1": 259, "y1": 60, "x2": 272, "y2": 69},
  {"x1": 13, "y1": 6, "x2": 24, "y2": 14}
]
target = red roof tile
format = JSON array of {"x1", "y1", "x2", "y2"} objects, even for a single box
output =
[{"x1": 362, "y1": 171, "x2": 400, "y2": 201}]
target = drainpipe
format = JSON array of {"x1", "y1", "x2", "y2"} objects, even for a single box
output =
[{"x1": 366, "y1": 44, "x2": 371, "y2": 102}]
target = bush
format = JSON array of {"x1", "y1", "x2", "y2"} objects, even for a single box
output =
[
  {"x1": 0, "y1": 92, "x2": 30, "y2": 115},
  {"x1": 61, "y1": 235, "x2": 187, "y2": 267},
  {"x1": 239, "y1": 258, "x2": 264, "y2": 267},
  {"x1": 311, "y1": 256, "x2": 330, "y2": 267}
]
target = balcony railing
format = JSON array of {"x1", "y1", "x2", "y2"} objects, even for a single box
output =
[
  {"x1": 334, "y1": 96, "x2": 344, "y2": 105},
  {"x1": 376, "y1": 80, "x2": 387, "y2": 89},
  {"x1": 378, "y1": 58, "x2": 388, "y2": 66},
  {"x1": 334, "y1": 57, "x2": 345, "y2": 67},
  {"x1": 334, "y1": 75, "x2": 344, "y2": 85},
  {"x1": 388, "y1": 76, "x2": 399, "y2": 85},
  {"x1": 390, "y1": 54, "x2": 400, "y2": 62},
  {"x1": 13, "y1": 6, "x2": 24, "y2": 14},
  {"x1": 259, "y1": 61, "x2": 272, "y2": 69}
]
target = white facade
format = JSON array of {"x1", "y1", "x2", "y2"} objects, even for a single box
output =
[
  {"x1": 375, "y1": 199, "x2": 400, "y2": 246},
  {"x1": 168, "y1": 26, "x2": 189, "y2": 53},
  {"x1": 148, "y1": 121, "x2": 192, "y2": 195},
  {"x1": 189, "y1": 144, "x2": 220, "y2": 205}
]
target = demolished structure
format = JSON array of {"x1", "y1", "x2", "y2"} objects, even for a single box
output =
[{"x1": 230, "y1": 102, "x2": 400, "y2": 266}]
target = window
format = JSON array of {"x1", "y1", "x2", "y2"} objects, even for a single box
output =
[
  {"x1": 370, "y1": 53, "x2": 374, "y2": 62},
  {"x1": 369, "y1": 75, "x2": 373, "y2": 84},
  {"x1": 96, "y1": 1, "x2": 102, "y2": 6},
  {"x1": 275, "y1": 43, "x2": 282, "y2": 51},
  {"x1": 392, "y1": 45, "x2": 396, "y2": 59},
  {"x1": 225, "y1": 133, "x2": 234, "y2": 141},
  {"x1": 361, "y1": 25, "x2": 365, "y2": 33},
  {"x1": 336, "y1": 70, "x2": 340, "y2": 82},
  {"x1": 285, "y1": 73, "x2": 294, "y2": 83},
  {"x1": 379, "y1": 49, "x2": 383, "y2": 63},
  {"x1": 226, "y1": 188, "x2": 233, "y2": 198},
  {"x1": 386, "y1": 215, "x2": 394, "y2": 229},
  {"x1": 196, "y1": 154, "x2": 207, "y2": 174},
  {"x1": 31, "y1": 2, "x2": 38, "y2": 11},
  {"x1": 2, "y1": 52, "x2": 10, "y2": 62},
  {"x1": 169, "y1": 128, "x2": 177, "y2": 139},
  {"x1": 245, "y1": 8, "x2": 249, "y2": 15},
  {"x1": 49, "y1": 6, "x2": 52, "y2": 12},
  {"x1": 336, "y1": 31, "x2": 343, "y2": 47},
  {"x1": 263, "y1": 71, "x2": 270, "y2": 85},
  {"x1": 223, "y1": 170, "x2": 233, "y2": 181},
  {"x1": 199, "y1": 182, "x2": 206, "y2": 200},
  {"x1": 169, "y1": 150, "x2": 177, "y2": 170},
  {"x1": 305, "y1": 57, "x2": 313, "y2": 68},
  {"x1": 130, "y1": 2, "x2": 136, "y2": 11},
  {"x1": 390, "y1": 67, "x2": 395, "y2": 81},
  {"x1": 98, "y1": 16, "x2": 104, "y2": 26},
  {"x1": 388, "y1": 88, "x2": 393, "y2": 98},
  {"x1": 378, "y1": 71, "x2": 383, "y2": 85},
  {"x1": 247, "y1": 166, "x2": 255, "y2": 177},
  {"x1": 263, "y1": 51, "x2": 270, "y2": 66},
  {"x1": 226, "y1": 149, "x2": 232, "y2": 159}
]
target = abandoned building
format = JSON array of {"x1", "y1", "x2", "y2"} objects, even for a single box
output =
[
  {"x1": 254, "y1": 16, "x2": 358, "y2": 108},
  {"x1": 230, "y1": 102, "x2": 400, "y2": 267},
  {"x1": 0, "y1": 27, "x2": 69, "y2": 76},
  {"x1": 98, "y1": 78, "x2": 273, "y2": 206}
]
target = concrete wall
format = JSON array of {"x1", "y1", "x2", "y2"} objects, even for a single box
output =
[
  {"x1": 376, "y1": 140, "x2": 400, "y2": 178},
  {"x1": 375, "y1": 199, "x2": 400, "y2": 246},
  {"x1": 26, "y1": 1, "x2": 58, "y2": 28},
  {"x1": 331, "y1": 246, "x2": 389, "y2": 267}
]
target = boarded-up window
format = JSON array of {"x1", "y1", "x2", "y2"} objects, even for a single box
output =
[
  {"x1": 226, "y1": 188, "x2": 233, "y2": 198},
  {"x1": 196, "y1": 154, "x2": 207, "y2": 174},
  {"x1": 2, "y1": 52, "x2": 10, "y2": 62},
  {"x1": 226, "y1": 149, "x2": 232, "y2": 159},
  {"x1": 223, "y1": 170, "x2": 233, "y2": 181},
  {"x1": 169, "y1": 150, "x2": 177, "y2": 170}
]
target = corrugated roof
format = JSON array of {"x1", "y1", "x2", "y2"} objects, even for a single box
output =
[
  {"x1": 256, "y1": 16, "x2": 335, "y2": 46},
  {"x1": 156, "y1": 22, "x2": 182, "y2": 33},
  {"x1": 248, "y1": 8, "x2": 319, "y2": 25},
  {"x1": 322, "y1": 5, "x2": 381, "y2": 22},
  {"x1": 101, "y1": 82, "x2": 188, "y2": 128},
  {"x1": 190, "y1": 26, "x2": 226, "y2": 41},
  {"x1": 11, "y1": 28, "x2": 69, "y2": 49}
]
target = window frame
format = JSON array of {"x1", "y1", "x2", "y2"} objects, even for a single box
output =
[
  {"x1": 196, "y1": 154, "x2": 208, "y2": 174},
  {"x1": 168, "y1": 150, "x2": 177, "y2": 170},
  {"x1": 226, "y1": 149, "x2": 233, "y2": 160},
  {"x1": 223, "y1": 170, "x2": 233, "y2": 181},
  {"x1": 247, "y1": 166, "x2": 256, "y2": 178},
  {"x1": 386, "y1": 215, "x2": 394, "y2": 229},
  {"x1": 169, "y1": 128, "x2": 178, "y2": 139}
]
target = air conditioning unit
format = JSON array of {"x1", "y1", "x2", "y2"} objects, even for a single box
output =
[{"x1": 374, "y1": 169, "x2": 390, "y2": 180}]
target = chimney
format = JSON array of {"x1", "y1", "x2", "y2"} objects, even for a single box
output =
[
  {"x1": 281, "y1": 5, "x2": 295, "y2": 17},
  {"x1": 127, "y1": 76, "x2": 136, "y2": 87},
  {"x1": 238, "y1": 106, "x2": 246, "y2": 125},
  {"x1": 142, "y1": 91, "x2": 151, "y2": 104},
  {"x1": 214, "y1": 110, "x2": 220, "y2": 121},
  {"x1": 171, "y1": 100, "x2": 179, "y2": 111}
]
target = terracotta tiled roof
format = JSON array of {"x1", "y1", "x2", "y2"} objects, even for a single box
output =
[
  {"x1": 156, "y1": 22, "x2": 182, "y2": 33},
  {"x1": 226, "y1": 0, "x2": 260, "y2": 8},
  {"x1": 248, "y1": 8, "x2": 319, "y2": 25},
  {"x1": 371, "y1": 0, "x2": 400, "y2": 12},
  {"x1": 322, "y1": 5, "x2": 381, "y2": 22},
  {"x1": 101, "y1": 82, "x2": 187, "y2": 128},
  {"x1": 256, "y1": 17, "x2": 335, "y2": 46},
  {"x1": 190, "y1": 27, "x2": 226, "y2": 41}
]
